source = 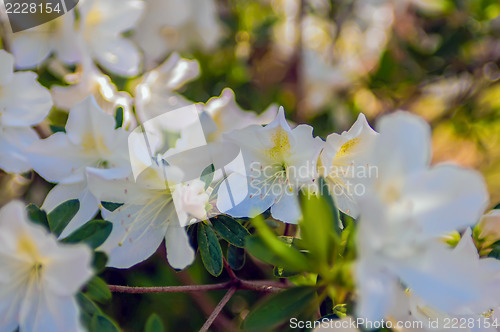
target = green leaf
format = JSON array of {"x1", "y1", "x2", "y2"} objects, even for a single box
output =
[
  {"x1": 299, "y1": 181, "x2": 340, "y2": 267},
  {"x1": 200, "y1": 164, "x2": 215, "y2": 190},
  {"x1": 243, "y1": 286, "x2": 317, "y2": 330},
  {"x1": 92, "y1": 251, "x2": 108, "y2": 274},
  {"x1": 84, "y1": 276, "x2": 112, "y2": 303},
  {"x1": 248, "y1": 215, "x2": 310, "y2": 272},
  {"x1": 101, "y1": 201, "x2": 123, "y2": 212},
  {"x1": 488, "y1": 240, "x2": 500, "y2": 259},
  {"x1": 47, "y1": 199, "x2": 80, "y2": 237},
  {"x1": 115, "y1": 107, "x2": 124, "y2": 129},
  {"x1": 145, "y1": 313, "x2": 165, "y2": 332},
  {"x1": 212, "y1": 215, "x2": 250, "y2": 247},
  {"x1": 61, "y1": 220, "x2": 112, "y2": 249},
  {"x1": 90, "y1": 314, "x2": 120, "y2": 332},
  {"x1": 77, "y1": 293, "x2": 102, "y2": 329},
  {"x1": 198, "y1": 223, "x2": 223, "y2": 276},
  {"x1": 26, "y1": 204, "x2": 49, "y2": 231},
  {"x1": 227, "y1": 244, "x2": 245, "y2": 270}
]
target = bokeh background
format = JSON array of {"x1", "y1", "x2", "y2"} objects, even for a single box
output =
[{"x1": 2, "y1": 0, "x2": 500, "y2": 330}]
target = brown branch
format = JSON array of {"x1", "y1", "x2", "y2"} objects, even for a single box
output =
[
  {"x1": 223, "y1": 256, "x2": 238, "y2": 280},
  {"x1": 199, "y1": 287, "x2": 237, "y2": 332},
  {"x1": 108, "y1": 279, "x2": 290, "y2": 294},
  {"x1": 108, "y1": 281, "x2": 232, "y2": 294}
]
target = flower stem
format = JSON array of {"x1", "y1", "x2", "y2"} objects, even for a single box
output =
[{"x1": 199, "y1": 287, "x2": 237, "y2": 332}]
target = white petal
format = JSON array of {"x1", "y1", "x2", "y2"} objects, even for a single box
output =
[
  {"x1": 0, "y1": 50, "x2": 14, "y2": 85},
  {"x1": 217, "y1": 172, "x2": 275, "y2": 218},
  {"x1": 165, "y1": 226, "x2": 195, "y2": 270},
  {"x1": 99, "y1": 204, "x2": 168, "y2": 268},
  {"x1": 90, "y1": 37, "x2": 141, "y2": 77},
  {"x1": 356, "y1": 260, "x2": 398, "y2": 322},
  {"x1": 0, "y1": 72, "x2": 53, "y2": 127},
  {"x1": 375, "y1": 111, "x2": 431, "y2": 178},
  {"x1": 19, "y1": 291, "x2": 84, "y2": 332},
  {"x1": 270, "y1": 191, "x2": 301, "y2": 224},
  {"x1": 43, "y1": 243, "x2": 93, "y2": 297},
  {"x1": 27, "y1": 133, "x2": 89, "y2": 183},
  {"x1": 11, "y1": 33, "x2": 52, "y2": 69},
  {"x1": 405, "y1": 164, "x2": 489, "y2": 235},
  {"x1": 0, "y1": 127, "x2": 38, "y2": 173}
]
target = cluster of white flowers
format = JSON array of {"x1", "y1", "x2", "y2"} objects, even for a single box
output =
[{"x1": 1, "y1": 0, "x2": 499, "y2": 331}]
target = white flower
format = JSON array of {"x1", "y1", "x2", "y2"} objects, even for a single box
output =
[
  {"x1": 388, "y1": 229, "x2": 500, "y2": 332},
  {"x1": 135, "y1": 52, "x2": 200, "y2": 124},
  {"x1": 78, "y1": 0, "x2": 145, "y2": 77},
  {"x1": 10, "y1": 15, "x2": 80, "y2": 69},
  {"x1": 174, "y1": 88, "x2": 278, "y2": 155},
  {"x1": 87, "y1": 154, "x2": 208, "y2": 269},
  {"x1": 217, "y1": 108, "x2": 324, "y2": 223},
  {"x1": 0, "y1": 50, "x2": 53, "y2": 173},
  {"x1": 51, "y1": 55, "x2": 135, "y2": 129},
  {"x1": 0, "y1": 200, "x2": 93, "y2": 332},
  {"x1": 319, "y1": 113, "x2": 378, "y2": 217},
  {"x1": 27, "y1": 96, "x2": 130, "y2": 237},
  {"x1": 133, "y1": 0, "x2": 224, "y2": 62},
  {"x1": 355, "y1": 111, "x2": 490, "y2": 322},
  {"x1": 199, "y1": 88, "x2": 278, "y2": 143}
]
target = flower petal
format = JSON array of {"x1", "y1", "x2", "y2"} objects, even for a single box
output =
[{"x1": 165, "y1": 226, "x2": 195, "y2": 270}]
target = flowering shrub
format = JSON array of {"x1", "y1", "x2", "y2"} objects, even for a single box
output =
[{"x1": 1, "y1": 0, "x2": 500, "y2": 331}]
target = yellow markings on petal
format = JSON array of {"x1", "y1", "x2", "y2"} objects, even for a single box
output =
[
  {"x1": 266, "y1": 128, "x2": 292, "y2": 161},
  {"x1": 17, "y1": 233, "x2": 46, "y2": 282},
  {"x1": 17, "y1": 233, "x2": 41, "y2": 259},
  {"x1": 82, "y1": 132, "x2": 109, "y2": 154},
  {"x1": 85, "y1": 10, "x2": 103, "y2": 27},
  {"x1": 335, "y1": 137, "x2": 360, "y2": 158}
]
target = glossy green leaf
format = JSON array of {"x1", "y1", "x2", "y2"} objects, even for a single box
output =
[
  {"x1": 61, "y1": 220, "x2": 112, "y2": 249},
  {"x1": 84, "y1": 276, "x2": 112, "y2": 303},
  {"x1": 77, "y1": 293, "x2": 102, "y2": 329},
  {"x1": 212, "y1": 215, "x2": 250, "y2": 247},
  {"x1": 47, "y1": 199, "x2": 79, "y2": 237},
  {"x1": 243, "y1": 286, "x2": 317, "y2": 330},
  {"x1": 92, "y1": 251, "x2": 108, "y2": 274},
  {"x1": 227, "y1": 244, "x2": 246, "y2": 270},
  {"x1": 101, "y1": 201, "x2": 123, "y2": 212},
  {"x1": 26, "y1": 203, "x2": 49, "y2": 231},
  {"x1": 200, "y1": 164, "x2": 215, "y2": 190},
  {"x1": 248, "y1": 215, "x2": 310, "y2": 272},
  {"x1": 90, "y1": 314, "x2": 120, "y2": 332},
  {"x1": 115, "y1": 107, "x2": 124, "y2": 129},
  {"x1": 145, "y1": 313, "x2": 165, "y2": 332},
  {"x1": 198, "y1": 223, "x2": 223, "y2": 276},
  {"x1": 300, "y1": 182, "x2": 340, "y2": 267}
]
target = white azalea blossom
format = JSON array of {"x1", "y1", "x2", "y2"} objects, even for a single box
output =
[
  {"x1": 388, "y1": 229, "x2": 500, "y2": 332},
  {"x1": 175, "y1": 88, "x2": 278, "y2": 154},
  {"x1": 217, "y1": 108, "x2": 324, "y2": 223},
  {"x1": 356, "y1": 111, "x2": 490, "y2": 323},
  {"x1": 319, "y1": 113, "x2": 378, "y2": 218},
  {"x1": 27, "y1": 96, "x2": 130, "y2": 236},
  {"x1": 133, "y1": 0, "x2": 224, "y2": 62},
  {"x1": 10, "y1": 15, "x2": 80, "y2": 69},
  {"x1": 135, "y1": 52, "x2": 200, "y2": 124},
  {"x1": 78, "y1": 0, "x2": 145, "y2": 77},
  {"x1": 51, "y1": 54, "x2": 135, "y2": 129},
  {"x1": 87, "y1": 153, "x2": 209, "y2": 269},
  {"x1": 0, "y1": 50, "x2": 53, "y2": 173},
  {"x1": 0, "y1": 201, "x2": 93, "y2": 332}
]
